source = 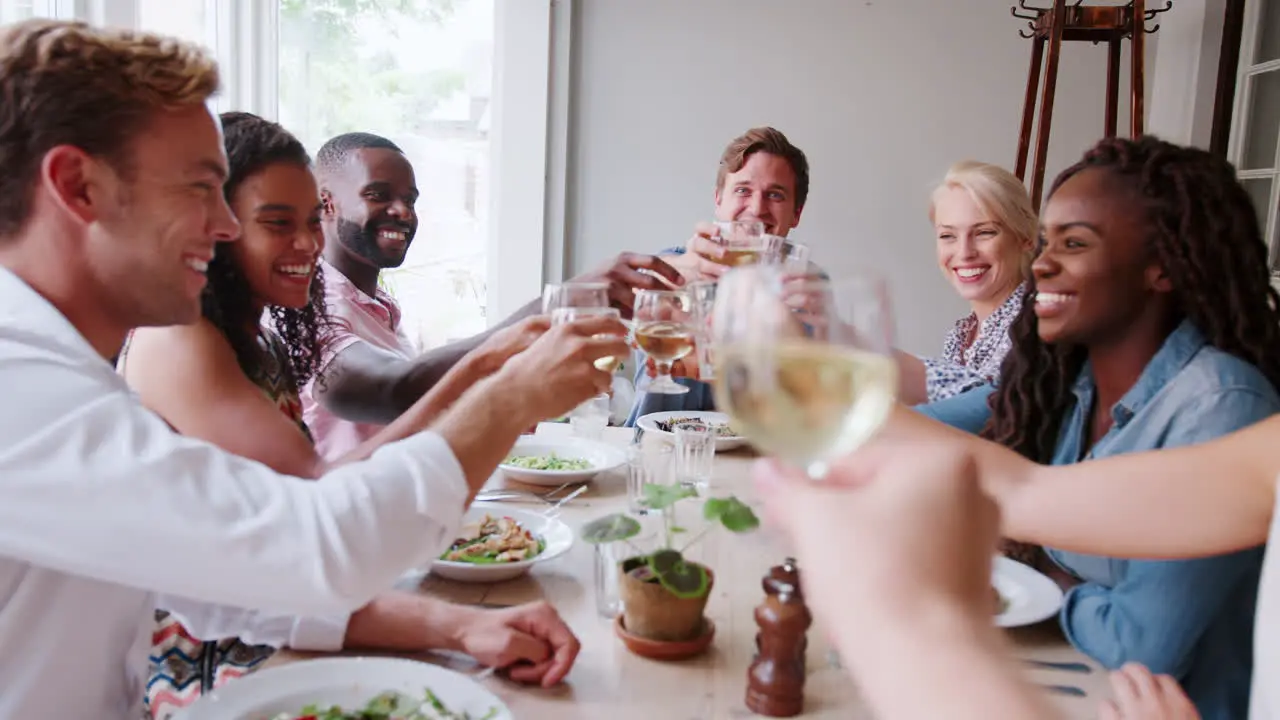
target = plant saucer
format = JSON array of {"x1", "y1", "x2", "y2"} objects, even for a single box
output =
[{"x1": 614, "y1": 614, "x2": 715, "y2": 661}]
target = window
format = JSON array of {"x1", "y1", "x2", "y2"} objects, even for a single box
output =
[
  {"x1": 1230, "y1": 0, "x2": 1280, "y2": 272},
  {"x1": 12, "y1": 0, "x2": 554, "y2": 342},
  {"x1": 278, "y1": 0, "x2": 495, "y2": 353},
  {"x1": 0, "y1": 0, "x2": 57, "y2": 22}
]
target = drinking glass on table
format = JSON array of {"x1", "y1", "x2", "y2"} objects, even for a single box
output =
[
  {"x1": 710, "y1": 265, "x2": 897, "y2": 480},
  {"x1": 542, "y1": 281, "x2": 610, "y2": 314},
  {"x1": 712, "y1": 219, "x2": 768, "y2": 267},
  {"x1": 632, "y1": 288, "x2": 695, "y2": 395},
  {"x1": 673, "y1": 422, "x2": 715, "y2": 493}
]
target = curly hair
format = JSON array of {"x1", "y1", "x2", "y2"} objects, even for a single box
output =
[
  {"x1": 983, "y1": 136, "x2": 1280, "y2": 463},
  {"x1": 201, "y1": 111, "x2": 331, "y2": 387}
]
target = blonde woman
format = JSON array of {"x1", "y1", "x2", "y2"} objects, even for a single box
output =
[{"x1": 897, "y1": 162, "x2": 1037, "y2": 406}]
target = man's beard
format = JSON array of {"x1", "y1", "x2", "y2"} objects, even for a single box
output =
[{"x1": 336, "y1": 217, "x2": 408, "y2": 269}]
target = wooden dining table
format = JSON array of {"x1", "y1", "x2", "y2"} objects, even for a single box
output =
[{"x1": 268, "y1": 422, "x2": 1114, "y2": 718}]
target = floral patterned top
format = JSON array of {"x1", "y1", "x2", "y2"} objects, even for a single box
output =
[{"x1": 921, "y1": 282, "x2": 1027, "y2": 403}]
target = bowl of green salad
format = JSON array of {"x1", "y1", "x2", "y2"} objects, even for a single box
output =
[{"x1": 498, "y1": 436, "x2": 626, "y2": 486}]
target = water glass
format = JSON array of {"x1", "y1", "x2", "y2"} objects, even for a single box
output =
[
  {"x1": 593, "y1": 526, "x2": 657, "y2": 619},
  {"x1": 674, "y1": 422, "x2": 716, "y2": 493},
  {"x1": 625, "y1": 438, "x2": 672, "y2": 514},
  {"x1": 569, "y1": 394, "x2": 610, "y2": 440},
  {"x1": 593, "y1": 541, "x2": 626, "y2": 618}
]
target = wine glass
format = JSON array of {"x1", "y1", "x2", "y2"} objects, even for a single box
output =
[
  {"x1": 763, "y1": 235, "x2": 811, "y2": 273},
  {"x1": 551, "y1": 305, "x2": 625, "y2": 432},
  {"x1": 542, "y1": 281, "x2": 610, "y2": 314},
  {"x1": 712, "y1": 219, "x2": 767, "y2": 267},
  {"x1": 710, "y1": 265, "x2": 897, "y2": 480},
  {"x1": 632, "y1": 288, "x2": 695, "y2": 395},
  {"x1": 686, "y1": 281, "x2": 717, "y2": 381},
  {"x1": 550, "y1": 306, "x2": 625, "y2": 373}
]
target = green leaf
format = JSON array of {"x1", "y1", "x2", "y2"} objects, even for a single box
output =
[
  {"x1": 580, "y1": 513, "x2": 641, "y2": 544},
  {"x1": 670, "y1": 526, "x2": 687, "y2": 534},
  {"x1": 703, "y1": 496, "x2": 760, "y2": 533},
  {"x1": 647, "y1": 549, "x2": 709, "y2": 599},
  {"x1": 642, "y1": 482, "x2": 697, "y2": 511}
]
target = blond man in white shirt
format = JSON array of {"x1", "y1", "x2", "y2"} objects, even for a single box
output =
[{"x1": 0, "y1": 19, "x2": 626, "y2": 718}]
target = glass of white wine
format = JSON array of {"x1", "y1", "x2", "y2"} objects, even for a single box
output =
[
  {"x1": 711, "y1": 266, "x2": 898, "y2": 479},
  {"x1": 633, "y1": 288, "x2": 695, "y2": 395},
  {"x1": 550, "y1": 306, "x2": 626, "y2": 373},
  {"x1": 542, "y1": 281, "x2": 610, "y2": 314},
  {"x1": 712, "y1": 219, "x2": 767, "y2": 267}
]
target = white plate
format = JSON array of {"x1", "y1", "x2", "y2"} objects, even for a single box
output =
[
  {"x1": 498, "y1": 436, "x2": 626, "y2": 486},
  {"x1": 635, "y1": 410, "x2": 749, "y2": 451},
  {"x1": 993, "y1": 556, "x2": 1065, "y2": 628},
  {"x1": 173, "y1": 656, "x2": 512, "y2": 720},
  {"x1": 429, "y1": 503, "x2": 574, "y2": 583}
]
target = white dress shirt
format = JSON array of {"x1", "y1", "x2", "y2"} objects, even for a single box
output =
[{"x1": 0, "y1": 267, "x2": 469, "y2": 718}]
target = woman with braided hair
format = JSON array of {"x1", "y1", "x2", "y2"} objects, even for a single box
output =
[{"x1": 910, "y1": 135, "x2": 1280, "y2": 719}]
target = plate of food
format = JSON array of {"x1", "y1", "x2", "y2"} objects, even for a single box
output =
[
  {"x1": 635, "y1": 410, "x2": 748, "y2": 451},
  {"x1": 498, "y1": 436, "x2": 626, "y2": 486},
  {"x1": 173, "y1": 656, "x2": 511, "y2": 720},
  {"x1": 992, "y1": 556, "x2": 1065, "y2": 628},
  {"x1": 428, "y1": 503, "x2": 573, "y2": 583}
]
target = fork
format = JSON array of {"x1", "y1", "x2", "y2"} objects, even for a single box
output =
[{"x1": 476, "y1": 481, "x2": 579, "y2": 505}]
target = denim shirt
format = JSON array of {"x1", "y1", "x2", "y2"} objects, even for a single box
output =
[
  {"x1": 1045, "y1": 322, "x2": 1274, "y2": 720},
  {"x1": 913, "y1": 382, "x2": 995, "y2": 434},
  {"x1": 926, "y1": 322, "x2": 1274, "y2": 720}
]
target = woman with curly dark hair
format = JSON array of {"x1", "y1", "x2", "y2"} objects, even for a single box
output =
[
  {"x1": 933, "y1": 136, "x2": 1280, "y2": 720},
  {"x1": 118, "y1": 113, "x2": 577, "y2": 718}
]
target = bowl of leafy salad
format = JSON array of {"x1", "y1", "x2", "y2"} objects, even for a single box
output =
[
  {"x1": 172, "y1": 657, "x2": 511, "y2": 720},
  {"x1": 428, "y1": 503, "x2": 574, "y2": 583},
  {"x1": 498, "y1": 435, "x2": 626, "y2": 486}
]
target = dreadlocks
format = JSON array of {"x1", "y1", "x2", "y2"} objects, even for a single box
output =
[
  {"x1": 983, "y1": 135, "x2": 1280, "y2": 463},
  {"x1": 202, "y1": 111, "x2": 332, "y2": 388}
]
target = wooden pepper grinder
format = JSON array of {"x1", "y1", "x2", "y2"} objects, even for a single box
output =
[{"x1": 746, "y1": 557, "x2": 811, "y2": 717}]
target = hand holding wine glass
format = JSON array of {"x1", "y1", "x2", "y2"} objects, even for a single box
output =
[
  {"x1": 633, "y1": 288, "x2": 695, "y2": 395},
  {"x1": 711, "y1": 266, "x2": 898, "y2": 479}
]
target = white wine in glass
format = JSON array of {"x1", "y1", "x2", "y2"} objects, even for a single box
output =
[
  {"x1": 713, "y1": 219, "x2": 767, "y2": 267},
  {"x1": 711, "y1": 267, "x2": 897, "y2": 479},
  {"x1": 633, "y1": 289, "x2": 694, "y2": 395},
  {"x1": 551, "y1": 306, "x2": 626, "y2": 372}
]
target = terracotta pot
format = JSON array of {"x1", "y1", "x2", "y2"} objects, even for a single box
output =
[{"x1": 618, "y1": 557, "x2": 714, "y2": 642}]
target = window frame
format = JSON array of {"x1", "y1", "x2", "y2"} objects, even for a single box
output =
[
  {"x1": 55, "y1": 0, "x2": 559, "y2": 327},
  {"x1": 1228, "y1": 0, "x2": 1280, "y2": 275}
]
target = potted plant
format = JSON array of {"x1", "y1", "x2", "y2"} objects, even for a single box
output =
[{"x1": 581, "y1": 483, "x2": 759, "y2": 647}]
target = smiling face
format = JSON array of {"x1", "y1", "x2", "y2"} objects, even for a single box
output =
[
  {"x1": 1032, "y1": 167, "x2": 1172, "y2": 346},
  {"x1": 322, "y1": 147, "x2": 418, "y2": 269},
  {"x1": 83, "y1": 104, "x2": 241, "y2": 328},
  {"x1": 714, "y1": 151, "x2": 803, "y2": 237},
  {"x1": 933, "y1": 185, "x2": 1027, "y2": 311},
  {"x1": 226, "y1": 162, "x2": 323, "y2": 310}
]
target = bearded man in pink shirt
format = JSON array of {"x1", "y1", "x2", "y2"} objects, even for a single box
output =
[{"x1": 302, "y1": 132, "x2": 681, "y2": 459}]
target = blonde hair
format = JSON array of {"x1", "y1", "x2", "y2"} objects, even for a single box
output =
[
  {"x1": 929, "y1": 161, "x2": 1038, "y2": 250},
  {"x1": 0, "y1": 19, "x2": 220, "y2": 239}
]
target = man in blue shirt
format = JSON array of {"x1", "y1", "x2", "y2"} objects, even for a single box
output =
[{"x1": 627, "y1": 127, "x2": 809, "y2": 426}]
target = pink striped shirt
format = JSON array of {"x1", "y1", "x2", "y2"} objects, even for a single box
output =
[{"x1": 301, "y1": 260, "x2": 416, "y2": 460}]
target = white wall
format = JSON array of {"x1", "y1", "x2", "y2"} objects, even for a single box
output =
[{"x1": 561, "y1": 0, "x2": 1158, "y2": 354}]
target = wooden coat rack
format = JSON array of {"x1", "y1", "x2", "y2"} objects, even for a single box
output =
[{"x1": 1012, "y1": 0, "x2": 1174, "y2": 209}]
